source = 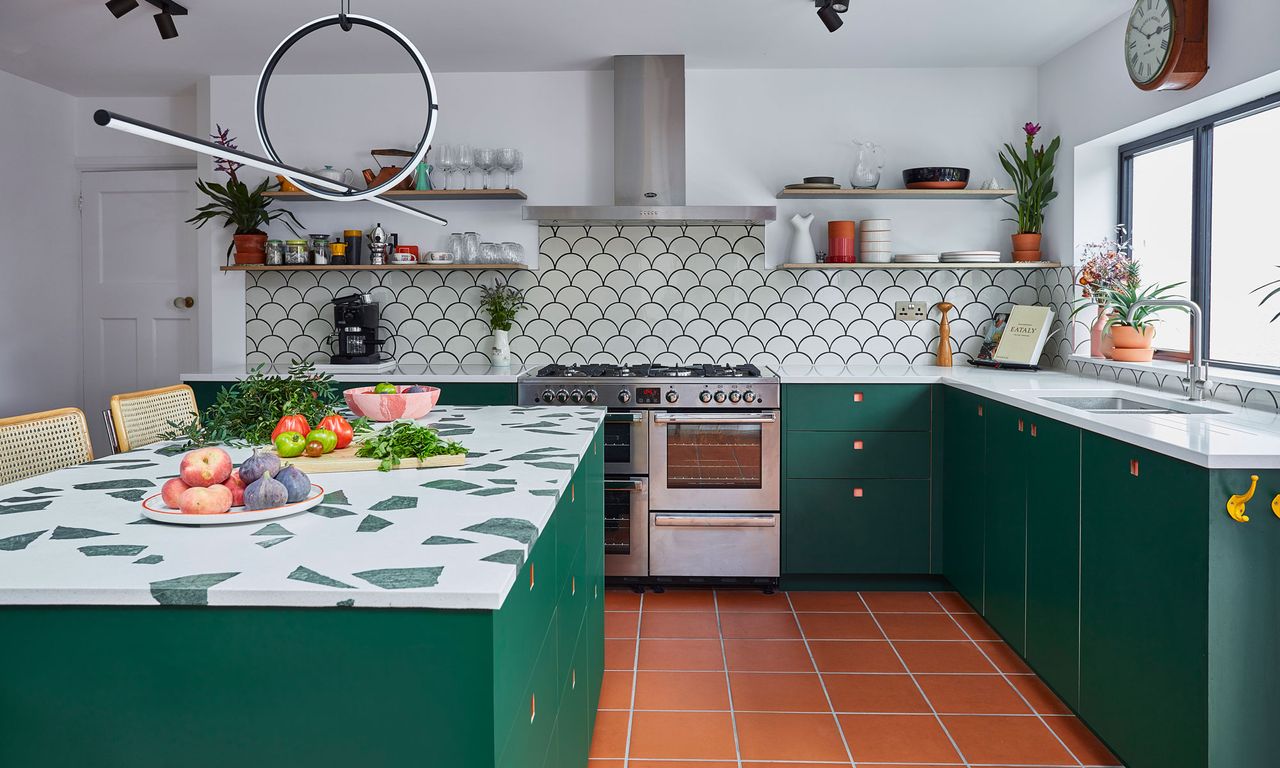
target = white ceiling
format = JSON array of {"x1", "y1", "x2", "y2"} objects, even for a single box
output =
[{"x1": 0, "y1": 0, "x2": 1131, "y2": 96}]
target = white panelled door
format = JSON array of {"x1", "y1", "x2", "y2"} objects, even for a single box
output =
[{"x1": 81, "y1": 169, "x2": 197, "y2": 454}]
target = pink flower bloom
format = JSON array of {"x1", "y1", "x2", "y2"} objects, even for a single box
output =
[{"x1": 1024, "y1": 122, "x2": 1042, "y2": 138}]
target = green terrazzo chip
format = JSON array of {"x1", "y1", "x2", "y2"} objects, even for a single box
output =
[{"x1": 353, "y1": 567, "x2": 443, "y2": 590}]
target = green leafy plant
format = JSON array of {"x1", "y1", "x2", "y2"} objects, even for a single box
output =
[
  {"x1": 354, "y1": 421, "x2": 468, "y2": 471},
  {"x1": 999, "y1": 122, "x2": 1061, "y2": 235},
  {"x1": 1099, "y1": 280, "x2": 1188, "y2": 331},
  {"x1": 1251, "y1": 267, "x2": 1280, "y2": 322},
  {"x1": 478, "y1": 282, "x2": 530, "y2": 332}
]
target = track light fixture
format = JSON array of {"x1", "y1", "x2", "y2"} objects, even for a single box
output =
[
  {"x1": 105, "y1": 0, "x2": 139, "y2": 19},
  {"x1": 816, "y1": 0, "x2": 847, "y2": 33},
  {"x1": 154, "y1": 11, "x2": 178, "y2": 39},
  {"x1": 105, "y1": 0, "x2": 187, "y2": 39}
]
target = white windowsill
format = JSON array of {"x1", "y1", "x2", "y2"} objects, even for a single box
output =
[{"x1": 1067, "y1": 354, "x2": 1280, "y2": 397}]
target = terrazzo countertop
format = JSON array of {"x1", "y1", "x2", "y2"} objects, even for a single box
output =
[
  {"x1": 774, "y1": 364, "x2": 1280, "y2": 469},
  {"x1": 0, "y1": 406, "x2": 604, "y2": 610},
  {"x1": 182, "y1": 363, "x2": 529, "y2": 383}
]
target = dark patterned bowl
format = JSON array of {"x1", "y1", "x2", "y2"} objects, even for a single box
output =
[{"x1": 902, "y1": 167, "x2": 970, "y2": 189}]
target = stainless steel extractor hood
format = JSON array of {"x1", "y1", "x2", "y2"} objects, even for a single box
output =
[{"x1": 524, "y1": 55, "x2": 775, "y2": 225}]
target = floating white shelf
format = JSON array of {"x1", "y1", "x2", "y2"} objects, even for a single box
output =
[
  {"x1": 775, "y1": 188, "x2": 1015, "y2": 201},
  {"x1": 778, "y1": 261, "x2": 1062, "y2": 270},
  {"x1": 262, "y1": 189, "x2": 527, "y2": 202},
  {"x1": 220, "y1": 264, "x2": 528, "y2": 272}
]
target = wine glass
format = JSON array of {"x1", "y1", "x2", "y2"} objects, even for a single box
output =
[
  {"x1": 454, "y1": 144, "x2": 474, "y2": 189},
  {"x1": 474, "y1": 148, "x2": 496, "y2": 190},
  {"x1": 510, "y1": 150, "x2": 523, "y2": 188},
  {"x1": 436, "y1": 144, "x2": 455, "y2": 190},
  {"x1": 496, "y1": 148, "x2": 517, "y2": 189}
]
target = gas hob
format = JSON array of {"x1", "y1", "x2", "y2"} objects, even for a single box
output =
[{"x1": 519, "y1": 362, "x2": 778, "y2": 409}]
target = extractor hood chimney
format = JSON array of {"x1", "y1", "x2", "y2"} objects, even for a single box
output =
[{"x1": 524, "y1": 55, "x2": 775, "y2": 225}]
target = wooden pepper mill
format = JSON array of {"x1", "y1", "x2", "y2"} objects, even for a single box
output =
[{"x1": 936, "y1": 302, "x2": 954, "y2": 367}]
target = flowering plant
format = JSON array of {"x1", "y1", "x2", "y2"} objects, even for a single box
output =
[
  {"x1": 1076, "y1": 227, "x2": 1136, "y2": 301},
  {"x1": 999, "y1": 122, "x2": 1060, "y2": 235}
]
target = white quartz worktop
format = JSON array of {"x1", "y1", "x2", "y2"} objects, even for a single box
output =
[
  {"x1": 0, "y1": 406, "x2": 604, "y2": 610},
  {"x1": 774, "y1": 364, "x2": 1280, "y2": 469},
  {"x1": 182, "y1": 363, "x2": 528, "y2": 383}
]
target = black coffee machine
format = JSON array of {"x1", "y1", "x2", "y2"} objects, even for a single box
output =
[{"x1": 329, "y1": 292, "x2": 387, "y2": 364}]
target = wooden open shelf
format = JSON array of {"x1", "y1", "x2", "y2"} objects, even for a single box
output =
[
  {"x1": 779, "y1": 261, "x2": 1062, "y2": 270},
  {"x1": 775, "y1": 188, "x2": 1015, "y2": 201},
  {"x1": 220, "y1": 263, "x2": 528, "y2": 272},
  {"x1": 263, "y1": 188, "x2": 527, "y2": 202}
]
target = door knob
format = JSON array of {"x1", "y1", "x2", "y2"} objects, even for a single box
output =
[{"x1": 173, "y1": 296, "x2": 195, "y2": 309}]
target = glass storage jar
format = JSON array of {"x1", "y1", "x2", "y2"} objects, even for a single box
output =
[{"x1": 284, "y1": 239, "x2": 309, "y2": 265}]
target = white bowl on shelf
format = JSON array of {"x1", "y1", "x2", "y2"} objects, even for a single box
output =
[
  {"x1": 860, "y1": 250, "x2": 893, "y2": 263},
  {"x1": 860, "y1": 218, "x2": 891, "y2": 230},
  {"x1": 859, "y1": 231, "x2": 892, "y2": 243}
]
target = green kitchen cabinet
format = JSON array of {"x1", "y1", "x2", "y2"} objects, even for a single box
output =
[
  {"x1": 981, "y1": 400, "x2": 1028, "y2": 653},
  {"x1": 783, "y1": 383, "x2": 932, "y2": 432},
  {"x1": 941, "y1": 387, "x2": 986, "y2": 612},
  {"x1": 787, "y1": 479, "x2": 931, "y2": 573},
  {"x1": 186, "y1": 378, "x2": 517, "y2": 412}
]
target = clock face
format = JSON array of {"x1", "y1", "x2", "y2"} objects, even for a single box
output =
[{"x1": 1126, "y1": 0, "x2": 1175, "y2": 84}]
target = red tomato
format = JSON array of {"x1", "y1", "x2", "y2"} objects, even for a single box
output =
[
  {"x1": 270, "y1": 414, "x2": 311, "y2": 443},
  {"x1": 318, "y1": 414, "x2": 354, "y2": 449}
]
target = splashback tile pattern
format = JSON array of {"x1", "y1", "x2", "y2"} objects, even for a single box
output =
[{"x1": 245, "y1": 225, "x2": 1077, "y2": 370}]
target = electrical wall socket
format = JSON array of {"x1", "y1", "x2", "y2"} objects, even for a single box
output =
[{"x1": 895, "y1": 301, "x2": 927, "y2": 321}]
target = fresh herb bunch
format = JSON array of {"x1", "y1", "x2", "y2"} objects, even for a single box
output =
[
  {"x1": 478, "y1": 282, "x2": 530, "y2": 332},
  {"x1": 354, "y1": 421, "x2": 468, "y2": 472}
]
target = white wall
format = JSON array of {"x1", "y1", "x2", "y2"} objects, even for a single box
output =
[
  {"x1": 0, "y1": 70, "x2": 81, "y2": 418},
  {"x1": 75, "y1": 91, "x2": 197, "y2": 165}
]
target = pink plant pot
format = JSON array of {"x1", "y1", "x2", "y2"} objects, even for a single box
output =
[{"x1": 343, "y1": 386, "x2": 441, "y2": 422}]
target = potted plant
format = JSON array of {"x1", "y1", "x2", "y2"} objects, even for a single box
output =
[
  {"x1": 1071, "y1": 227, "x2": 1134, "y2": 357},
  {"x1": 478, "y1": 281, "x2": 529, "y2": 367},
  {"x1": 1094, "y1": 270, "x2": 1187, "y2": 363},
  {"x1": 999, "y1": 122, "x2": 1060, "y2": 261},
  {"x1": 186, "y1": 125, "x2": 303, "y2": 264}
]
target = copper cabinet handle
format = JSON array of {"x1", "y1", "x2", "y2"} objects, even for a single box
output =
[
  {"x1": 852, "y1": 439, "x2": 864, "y2": 451},
  {"x1": 852, "y1": 487, "x2": 864, "y2": 498},
  {"x1": 1018, "y1": 419, "x2": 1024, "y2": 432},
  {"x1": 1130, "y1": 459, "x2": 1140, "y2": 477},
  {"x1": 1030, "y1": 424, "x2": 1037, "y2": 437},
  {"x1": 853, "y1": 392, "x2": 864, "y2": 403}
]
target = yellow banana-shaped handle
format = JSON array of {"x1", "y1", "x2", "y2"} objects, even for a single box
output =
[{"x1": 1226, "y1": 475, "x2": 1258, "y2": 523}]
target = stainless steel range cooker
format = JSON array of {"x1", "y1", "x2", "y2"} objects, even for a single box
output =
[{"x1": 519, "y1": 363, "x2": 781, "y2": 586}]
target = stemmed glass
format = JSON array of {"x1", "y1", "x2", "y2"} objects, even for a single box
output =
[
  {"x1": 436, "y1": 144, "x2": 456, "y2": 190},
  {"x1": 454, "y1": 144, "x2": 474, "y2": 190},
  {"x1": 510, "y1": 150, "x2": 523, "y2": 188},
  {"x1": 474, "y1": 148, "x2": 496, "y2": 190},
  {"x1": 496, "y1": 148, "x2": 517, "y2": 189}
]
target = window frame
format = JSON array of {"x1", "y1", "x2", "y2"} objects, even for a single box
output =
[{"x1": 1118, "y1": 89, "x2": 1280, "y2": 375}]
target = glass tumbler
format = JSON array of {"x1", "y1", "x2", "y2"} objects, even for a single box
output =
[
  {"x1": 500, "y1": 242, "x2": 524, "y2": 265},
  {"x1": 462, "y1": 232, "x2": 481, "y2": 264},
  {"x1": 480, "y1": 242, "x2": 500, "y2": 265}
]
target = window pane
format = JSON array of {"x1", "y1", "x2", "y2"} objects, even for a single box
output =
[
  {"x1": 1211, "y1": 105, "x2": 1280, "y2": 370},
  {"x1": 1130, "y1": 140, "x2": 1194, "y2": 352}
]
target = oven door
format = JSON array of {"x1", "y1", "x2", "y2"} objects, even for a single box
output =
[
  {"x1": 604, "y1": 477, "x2": 649, "y2": 577},
  {"x1": 603, "y1": 411, "x2": 648, "y2": 475},
  {"x1": 649, "y1": 512, "x2": 780, "y2": 578},
  {"x1": 648, "y1": 411, "x2": 780, "y2": 511}
]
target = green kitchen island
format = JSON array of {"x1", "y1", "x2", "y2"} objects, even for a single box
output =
[{"x1": 0, "y1": 405, "x2": 605, "y2": 768}]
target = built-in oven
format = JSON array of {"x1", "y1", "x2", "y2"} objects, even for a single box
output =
[
  {"x1": 604, "y1": 476, "x2": 648, "y2": 577},
  {"x1": 602, "y1": 411, "x2": 648, "y2": 475},
  {"x1": 648, "y1": 411, "x2": 781, "y2": 511}
]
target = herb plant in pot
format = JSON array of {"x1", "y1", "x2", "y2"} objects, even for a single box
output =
[
  {"x1": 1098, "y1": 277, "x2": 1187, "y2": 363},
  {"x1": 186, "y1": 125, "x2": 303, "y2": 265},
  {"x1": 478, "y1": 282, "x2": 529, "y2": 367},
  {"x1": 999, "y1": 122, "x2": 1060, "y2": 262}
]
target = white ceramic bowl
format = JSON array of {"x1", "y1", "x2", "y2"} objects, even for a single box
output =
[
  {"x1": 860, "y1": 251, "x2": 893, "y2": 263},
  {"x1": 860, "y1": 232, "x2": 893, "y2": 243},
  {"x1": 860, "y1": 218, "x2": 891, "y2": 230}
]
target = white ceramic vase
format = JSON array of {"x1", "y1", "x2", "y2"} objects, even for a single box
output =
[
  {"x1": 788, "y1": 213, "x2": 817, "y2": 264},
  {"x1": 490, "y1": 328, "x2": 512, "y2": 367}
]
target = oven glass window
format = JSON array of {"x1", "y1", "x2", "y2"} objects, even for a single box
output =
[
  {"x1": 603, "y1": 420, "x2": 634, "y2": 465},
  {"x1": 604, "y1": 485, "x2": 633, "y2": 554},
  {"x1": 663, "y1": 423, "x2": 763, "y2": 489}
]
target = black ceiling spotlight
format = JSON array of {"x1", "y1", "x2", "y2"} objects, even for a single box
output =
[
  {"x1": 154, "y1": 10, "x2": 178, "y2": 39},
  {"x1": 106, "y1": 0, "x2": 187, "y2": 39},
  {"x1": 105, "y1": 0, "x2": 139, "y2": 18},
  {"x1": 816, "y1": 0, "x2": 847, "y2": 33}
]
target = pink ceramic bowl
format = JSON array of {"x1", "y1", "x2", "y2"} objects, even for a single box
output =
[{"x1": 343, "y1": 385, "x2": 441, "y2": 422}]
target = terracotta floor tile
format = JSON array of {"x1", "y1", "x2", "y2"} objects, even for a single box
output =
[
  {"x1": 604, "y1": 611, "x2": 639, "y2": 639},
  {"x1": 978, "y1": 640, "x2": 1034, "y2": 673},
  {"x1": 809, "y1": 640, "x2": 905, "y2": 673},
  {"x1": 637, "y1": 638, "x2": 725, "y2": 671},
  {"x1": 948, "y1": 610, "x2": 1003, "y2": 641},
  {"x1": 838, "y1": 713, "x2": 962, "y2": 763},
  {"x1": 842, "y1": 765, "x2": 960, "y2": 768},
  {"x1": 633, "y1": 670, "x2": 730, "y2": 711},
  {"x1": 586, "y1": 760, "x2": 624, "y2": 768},
  {"x1": 931, "y1": 591, "x2": 976, "y2": 613},
  {"x1": 604, "y1": 589, "x2": 641, "y2": 611},
  {"x1": 724, "y1": 639, "x2": 816, "y2": 672},
  {"x1": 642, "y1": 589, "x2": 716, "y2": 611},
  {"x1": 787, "y1": 590, "x2": 867, "y2": 612},
  {"x1": 628, "y1": 710, "x2": 737, "y2": 760},
  {"x1": 1046, "y1": 715, "x2": 1124, "y2": 766},
  {"x1": 823, "y1": 673, "x2": 930, "y2": 713},
  {"x1": 603, "y1": 638, "x2": 636, "y2": 670},
  {"x1": 640, "y1": 611, "x2": 720, "y2": 638},
  {"x1": 730, "y1": 671, "x2": 830, "y2": 712},
  {"x1": 916, "y1": 673, "x2": 1032, "y2": 714},
  {"x1": 942, "y1": 714, "x2": 1076, "y2": 766},
  {"x1": 1010, "y1": 674, "x2": 1074, "y2": 715},
  {"x1": 861, "y1": 591, "x2": 945, "y2": 613},
  {"x1": 587, "y1": 709, "x2": 629, "y2": 758},
  {"x1": 876, "y1": 613, "x2": 969, "y2": 641},
  {"x1": 715, "y1": 589, "x2": 792, "y2": 612},
  {"x1": 797, "y1": 612, "x2": 884, "y2": 640},
  {"x1": 735, "y1": 712, "x2": 850, "y2": 762},
  {"x1": 629, "y1": 762, "x2": 737, "y2": 768},
  {"x1": 894, "y1": 641, "x2": 998, "y2": 673},
  {"x1": 598, "y1": 671, "x2": 633, "y2": 710},
  {"x1": 719, "y1": 611, "x2": 802, "y2": 639},
  {"x1": 741, "y1": 763, "x2": 853, "y2": 768}
]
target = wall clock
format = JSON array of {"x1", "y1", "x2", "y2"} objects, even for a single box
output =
[{"x1": 1125, "y1": 0, "x2": 1209, "y2": 91}]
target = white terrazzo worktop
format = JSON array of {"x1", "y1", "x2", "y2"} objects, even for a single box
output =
[
  {"x1": 774, "y1": 364, "x2": 1280, "y2": 469},
  {"x1": 182, "y1": 363, "x2": 528, "y2": 383},
  {"x1": 0, "y1": 406, "x2": 604, "y2": 610}
]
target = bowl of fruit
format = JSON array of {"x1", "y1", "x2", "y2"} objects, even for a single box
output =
[
  {"x1": 141, "y1": 446, "x2": 324, "y2": 525},
  {"x1": 344, "y1": 383, "x2": 440, "y2": 422}
]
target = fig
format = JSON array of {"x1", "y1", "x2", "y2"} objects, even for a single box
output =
[
  {"x1": 243, "y1": 471, "x2": 288, "y2": 511},
  {"x1": 405, "y1": 385, "x2": 427, "y2": 393},
  {"x1": 275, "y1": 465, "x2": 312, "y2": 503},
  {"x1": 239, "y1": 449, "x2": 281, "y2": 485}
]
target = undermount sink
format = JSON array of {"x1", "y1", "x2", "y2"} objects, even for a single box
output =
[{"x1": 1035, "y1": 392, "x2": 1227, "y2": 416}]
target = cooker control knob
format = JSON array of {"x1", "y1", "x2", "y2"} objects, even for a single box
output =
[
  {"x1": 584, "y1": 389, "x2": 599, "y2": 404},
  {"x1": 665, "y1": 390, "x2": 679, "y2": 403},
  {"x1": 728, "y1": 390, "x2": 742, "y2": 403},
  {"x1": 743, "y1": 390, "x2": 757, "y2": 403},
  {"x1": 713, "y1": 391, "x2": 727, "y2": 403},
  {"x1": 555, "y1": 389, "x2": 570, "y2": 403},
  {"x1": 570, "y1": 389, "x2": 584, "y2": 403},
  {"x1": 699, "y1": 390, "x2": 712, "y2": 403},
  {"x1": 540, "y1": 389, "x2": 555, "y2": 403},
  {"x1": 618, "y1": 390, "x2": 632, "y2": 404}
]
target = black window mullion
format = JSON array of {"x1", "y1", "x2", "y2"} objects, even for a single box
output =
[{"x1": 1192, "y1": 124, "x2": 1213, "y2": 361}]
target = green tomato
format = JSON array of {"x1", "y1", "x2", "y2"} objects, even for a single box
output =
[
  {"x1": 274, "y1": 431, "x2": 307, "y2": 458},
  {"x1": 306, "y1": 428, "x2": 339, "y2": 454},
  {"x1": 373, "y1": 382, "x2": 398, "y2": 394}
]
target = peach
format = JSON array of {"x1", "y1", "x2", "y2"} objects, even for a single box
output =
[
  {"x1": 178, "y1": 484, "x2": 233, "y2": 515},
  {"x1": 161, "y1": 477, "x2": 191, "y2": 509},
  {"x1": 179, "y1": 447, "x2": 233, "y2": 487},
  {"x1": 224, "y1": 469, "x2": 246, "y2": 507}
]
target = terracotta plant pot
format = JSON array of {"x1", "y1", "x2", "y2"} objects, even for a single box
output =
[
  {"x1": 1012, "y1": 232, "x2": 1042, "y2": 251},
  {"x1": 1111, "y1": 347, "x2": 1156, "y2": 363},
  {"x1": 233, "y1": 233, "x2": 268, "y2": 265},
  {"x1": 1012, "y1": 249, "x2": 1043, "y2": 262},
  {"x1": 1110, "y1": 324, "x2": 1156, "y2": 350}
]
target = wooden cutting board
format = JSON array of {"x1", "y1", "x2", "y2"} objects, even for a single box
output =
[{"x1": 268, "y1": 444, "x2": 467, "y2": 474}]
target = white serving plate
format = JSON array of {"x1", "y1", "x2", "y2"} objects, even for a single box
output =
[
  {"x1": 894, "y1": 254, "x2": 941, "y2": 263},
  {"x1": 140, "y1": 484, "x2": 325, "y2": 525},
  {"x1": 941, "y1": 250, "x2": 1001, "y2": 257}
]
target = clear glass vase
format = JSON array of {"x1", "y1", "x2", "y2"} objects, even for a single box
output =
[{"x1": 850, "y1": 139, "x2": 884, "y2": 189}]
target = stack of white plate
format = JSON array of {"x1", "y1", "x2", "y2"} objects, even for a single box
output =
[
  {"x1": 859, "y1": 219, "x2": 892, "y2": 263},
  {"x1": 941, "y1": 250, "x2": 1001, "y2": 263},
  {"x1": 894, "y1": 253, "x2": 941, "y2": 264}
]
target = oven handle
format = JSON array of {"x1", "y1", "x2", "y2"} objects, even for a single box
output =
[
  {"x1": 605, "y1": 479, "x2": 646, "y2": 493},
  {"x1": 604, "y1": 412, "x2": 645, "y2": 423},
  {"x1": 651, "y1": 412, "x2": 778, "y2": 425},
  {"x1": 653, "y1": 514, "x2": 777, "y2": 528}
]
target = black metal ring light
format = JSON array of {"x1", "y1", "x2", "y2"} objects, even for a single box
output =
[{"x1": 254, "y1": 13, "x2": 438, "y2": 202}]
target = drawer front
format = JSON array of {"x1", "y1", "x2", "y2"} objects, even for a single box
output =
[
  {"x1": 558, "y1": 545, "x2": 587, "y2": 682},
  {"x1": 498, "y1": 618, "x2": 561, "y2": 768},
  {"x1": 649, "y1": 513, "x2": 781, "y2": 578},
  {"x1": 558, "y1": 616, "x2": 591, "y2": 768},
  {"x1": 784, "y1": 384, "x2": 931, "y2": 431},
  {"x1": 558, "y1": 474, "x2": 586, "y2": 576},
  {"x1": 785, "y1": 479, "x2": 930, "y2": 574},
  {"x1": 787, "y1": 431, "x2": 931, "y2": 479}
]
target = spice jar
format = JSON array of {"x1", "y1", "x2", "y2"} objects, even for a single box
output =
[
  {"x1": 308, "y1": 234, "x2": 331, "y2": 265},
  {"x1": 265, "y1": 239, "x2": 284, "y2": 266},
  {"x1": 284, "y1": 239, "x2": 308, "y2": 265}
]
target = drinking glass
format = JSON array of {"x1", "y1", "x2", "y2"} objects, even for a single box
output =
[
  {"x1": 462, "y1": 232, "x2": 481, "y2": 264},
  {"x1": 510, "y1": 150, "x2": 523, "y2": 187},
  {"x1": 480, "y1": 242, "x2": 500, "y2": 265},
  {"x1": 436, "y1": 144, "x2": 456, "y2": 190},
  {"x1": 496, "y1": 148, "x2": 517, "y2": 189},
  {"x1": 446, "y1": 232, "x2": 465, "y2": 261},
  {"x1": 454, "y1": 144, "x2": 474, "y2": 189},
  {"x1": 474, "y1": 148, "x2": 496, "y2": 190},
  {"x1": 500, "y1": 242, "x2": 524, "y2": 265}
]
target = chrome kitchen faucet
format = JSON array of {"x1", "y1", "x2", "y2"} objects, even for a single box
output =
[{"x1": 1126, "y1": 298, "x2": 1208, "y2": 401}]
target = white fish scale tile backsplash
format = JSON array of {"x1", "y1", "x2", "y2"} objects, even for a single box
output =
[{"x1": 246, "y1": 224, "x2": 1077, "y2": 369}]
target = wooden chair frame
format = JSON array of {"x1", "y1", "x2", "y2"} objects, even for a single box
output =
[
  {"x1": 0, "y1": 407, "x2": 94, "y2": 485},
  {"x1": 108, "y1": 384, "x2": 199, "y2": 453}
]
